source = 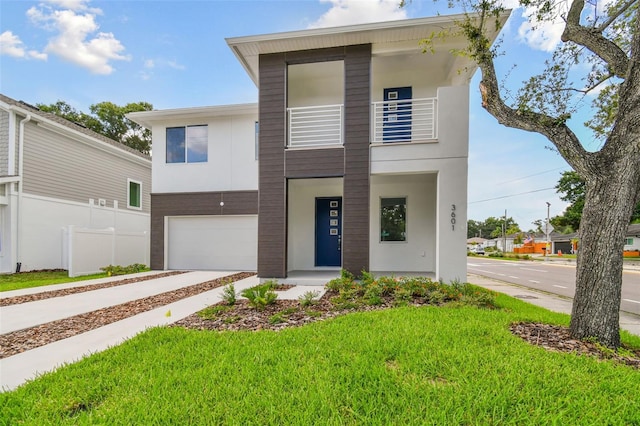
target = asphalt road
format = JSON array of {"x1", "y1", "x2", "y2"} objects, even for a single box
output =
[{"x1": 467, "y1": 257, "x2": 640, "y2": 316}]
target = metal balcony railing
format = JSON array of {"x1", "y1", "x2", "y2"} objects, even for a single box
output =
[
  {"x1": 371, "y1": 97, "x2": 437, "y2": 143},
  {"x1": 287, "y1": 104, "x2": 343, "y2": 148}
]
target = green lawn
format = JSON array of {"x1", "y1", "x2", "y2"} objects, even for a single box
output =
[
  {"x1": 0, "y1": 270, "x2": 108, "y2": 292},
  {"x1": 2, "y1": 294, "x2": 639, "y2": 425}
]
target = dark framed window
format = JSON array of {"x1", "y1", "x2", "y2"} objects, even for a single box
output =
[
  {"x1": 380, "y1": 197, "x2": 406, "y2": 242},
  {"x1": 166, "y1": 125, "x2": 208, "y2": 163},
  {"x1": 128, "y1": 179, "x2": 142, "y2": 209}
]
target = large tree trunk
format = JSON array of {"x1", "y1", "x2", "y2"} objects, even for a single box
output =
[{"x1": 570, "y1": 164, "x2": 639, "y2": 348}]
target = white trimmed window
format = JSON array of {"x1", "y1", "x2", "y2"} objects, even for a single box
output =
[
  {"x1": 128, "y1": 179, "x2": 142, "y2": 209},
  {"x1": 166, "y1": 125, "x2": 208, "y2": 163},
  {"x1": 380, "y1": 197, "x2": 407, "y2": 242}
]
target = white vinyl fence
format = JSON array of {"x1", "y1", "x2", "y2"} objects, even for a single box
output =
[{"x1": 63, "y1": 226, "x2": 149, "y2": 277}]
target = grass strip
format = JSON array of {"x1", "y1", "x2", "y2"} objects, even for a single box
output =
[
  {"x1": 0, "y1": 271, "x2": 108, "y2": 293},
  {"x1": 0, "y1": 272, "x2": 253, "y2": 358},
  {"x1": 0, "y1": 271, "x2": 184, "y2": 306},
  {"x1": 1, "y1": 295, "x2": 639, "y2": 425}
]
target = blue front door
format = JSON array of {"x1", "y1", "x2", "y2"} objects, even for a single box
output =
[
  {"x1": 315, "y1": 197, "x2": 342, "y2": 267},
  {"x1": 383, "y1": 86, "x2": 412, "y2": 142}
]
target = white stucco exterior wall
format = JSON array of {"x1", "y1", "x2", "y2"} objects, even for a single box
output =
[
  {"x1": 369, "y1": 174, "x2": 437, "y2": 272},
  {"x1": 151, "y1": 113, "x2": 258, "y2": 193}
]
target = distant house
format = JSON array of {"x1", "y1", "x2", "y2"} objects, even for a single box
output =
[
  {"x1": 624, "y1": 224, "x2": 640, "y2": 253},
  {"x1": 129, "y1": 13, "x2": 508, "y2": 282},
  {"x1": 551, "y1": 224, "x2": 640, "y2": 256},
  {"x1": 0, "y1": 94, "x2": 151, "y2": 274}
]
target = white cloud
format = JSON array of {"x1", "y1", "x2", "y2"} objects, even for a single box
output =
[
  {"x1": 309, "y1": 0, "x2": 407, "y2": 28},
  {"x1": 516, "y1": 1, "x2": 569, "y2": 52},
  {"x1": 26, "y1": 1, "x2": 129, "y2": 75},
  {"x1": 0, "y1": 30, "x2": 47, "y2": 60},
  {"x1": 0, "y1": 31, "x2": 27, "y2": 57},
  {"x1": 167, "y1": 60, "x2": 186, "y2": 70},
  {"x1": 144, "y1": 59, "x2": 155, "y2": 68}
]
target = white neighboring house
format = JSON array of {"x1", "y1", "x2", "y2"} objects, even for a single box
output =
[
  {"x1": 0, "y1": 94, "x2": 151, "y2": 275},
  {"x1": 128, "y1": 13, "x2": 508, "y2": 283},
  {"x1": 624, "y1": 224, "x2": 640, "y2": 251}
]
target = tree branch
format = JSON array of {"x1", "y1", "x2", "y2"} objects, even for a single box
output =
[
  {"x1": 477, "y1": 58, "x2": 590, "y2": 174},
  {"x1": 597, "y1": 0, "x2": 637, "y2": 33},
  {"x1": 561, "y1": 0, "x2": 629, "y2": 78}
]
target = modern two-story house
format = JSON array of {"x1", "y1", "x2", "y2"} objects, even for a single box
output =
[
  {"x1": 129, "y1": 13, "x2": 508, "y2": 282},
  {"x1": 0, "y1": 94, "x2": 151, "y2": 274}
]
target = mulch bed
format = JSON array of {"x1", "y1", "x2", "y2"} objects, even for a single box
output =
[
  {"x1": 0, "y1": 271, "x2": 185, "y2": 306},
  {"x1": 511, "y1": 322, "x2": 640, "y2": 369},
  {"x1": 0, "y1": 272, "x2": 253, "y2": 358}
]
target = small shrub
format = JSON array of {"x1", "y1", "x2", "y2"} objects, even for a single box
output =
[
  {"x1": 281, "y1": 307, "x2": 299, "y2": 316},
  {"x1": 221, "y1": 283, "x2": 237, "y2": 305},
  {"x1": 100, "y1": 263, "x2": 148, "y2": 276},
  {"x1": 305, "y1": 309, "x2": 322, "y2": 318},
  {"x1": 393, "y1": 286, "x2": 413, "y2": 306},
  {"x1": 299, "y1": 290, "x2": 320, "y2": 308},
  {"x1": 359, "y1": 270, "x2": 376, "y2": 286},
  {"x1": 198, "y1": 305, "x2": 231, "y2": 320},
  {"x1": 364, "y1": 284, "x2": 383, "y2": 306},
  {"x1": 224, "y1": 315, "x2": 241, "y2": 324},
  {"x1": 269, "y1": 313, "x2": 286, "y2": 325},
  {"x1": 428, "y1": 290, "x2": 446, "y2": 305},
  {"x1": 240, "y1": 282, "x2": 278, "y2": 311}
]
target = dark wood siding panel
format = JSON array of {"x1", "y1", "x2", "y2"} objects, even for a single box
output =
[
  {"x1": 285, "y1": 47, "x2": 345, "y2": 65},
  {"x1": 258, "y1": 53, "x2": 288, "y2": 277},
  {"x1": 342, "y1": 44, "x2": 371, "y2": 275},
  {"x1": 285, "y1": 148, "x2": 345, "y2": 178},
  {"x1": 150, "y1": 191, "x2": 258, "y2": 269}
]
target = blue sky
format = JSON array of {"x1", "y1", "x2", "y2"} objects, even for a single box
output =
[{"x1": 1, "y1": 0, "x2": 592, "y2": 232}]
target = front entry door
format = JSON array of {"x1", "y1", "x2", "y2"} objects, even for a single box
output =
[{"x1": 315, "y1": 197, "x2": 342, "y2": 267}]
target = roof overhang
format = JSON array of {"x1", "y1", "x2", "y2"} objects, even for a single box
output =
[
  {"x1": 127, "y1": 103, "x2": 258, "y2": 129},
  {"x1": 226, "y1": 11, "x2": 510, "y2": 86}
]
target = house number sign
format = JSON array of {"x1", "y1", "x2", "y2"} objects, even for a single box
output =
[{"x1": 451, "y1": 204, "x2": 457, "y2": 231}]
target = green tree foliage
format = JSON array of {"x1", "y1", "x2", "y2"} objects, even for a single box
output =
[
  {"x1": 467, "y1": 216, "x2": 520, "y2": 238},
  {"x1": 552, "y1": 171, "x2": 640, "y2": 231},
  {"x1": 37, "y1": 100, "x2": 153, "y2": 155}
]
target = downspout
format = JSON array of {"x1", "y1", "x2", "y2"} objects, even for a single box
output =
[{"x1": 16, "y1": 113, "x2": 31, "y2": 272}]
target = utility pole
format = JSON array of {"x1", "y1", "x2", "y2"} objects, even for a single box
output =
[
  {"x1": 503, "y1": 209, "x2": 507, "y2": 254},
  {"x1": 545, "y1": 202, "x2": 550, "y2": 261}
]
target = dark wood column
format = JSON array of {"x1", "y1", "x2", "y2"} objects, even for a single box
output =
[
  {"x1": 342, "y1": 44, "x2": 371, "y2": 275},
  {"x1": 257, "y1": 53, "x2": 288, "y2": 278}
]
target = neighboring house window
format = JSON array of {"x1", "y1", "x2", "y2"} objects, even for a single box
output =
[
  {"x1": 380, "y1": 197, "x2": 406, "y2": 242},
  {"x1": 626, "y1": 238, "x2": 633, "y2": 245},
  {"x1": 166, "y1": 125, "x2": 208, "y2": 163},
  {"x1": 128, "y1": 179, "x2": 142, "y2": 209},
  {"x1": 255, "y1": 121, "x2": 259, "y2": 160}
]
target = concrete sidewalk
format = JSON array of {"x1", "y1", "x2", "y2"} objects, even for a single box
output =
[{"x1": 468, "y1": 273, "x2": 640, "y2": 337}]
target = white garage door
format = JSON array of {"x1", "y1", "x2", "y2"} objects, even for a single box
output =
[{"x1": 167, "y1": 215, "x2": 258, "y2": 271}]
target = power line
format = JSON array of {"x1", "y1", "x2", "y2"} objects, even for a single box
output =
[
  {"x1": 495, "y1": 167, "x2": 568, "y2": 186},
  {"x1": 468, "y1": 187, "x2": 556, "y2": 204}
]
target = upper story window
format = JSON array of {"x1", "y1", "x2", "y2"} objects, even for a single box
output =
[{"x1": 166, "y1": 125, "x2": 208, "y2": 163}]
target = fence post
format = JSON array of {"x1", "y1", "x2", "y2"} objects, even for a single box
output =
[{"x1": 67, "y1": 225, "x2": 74, "y2": 277}]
